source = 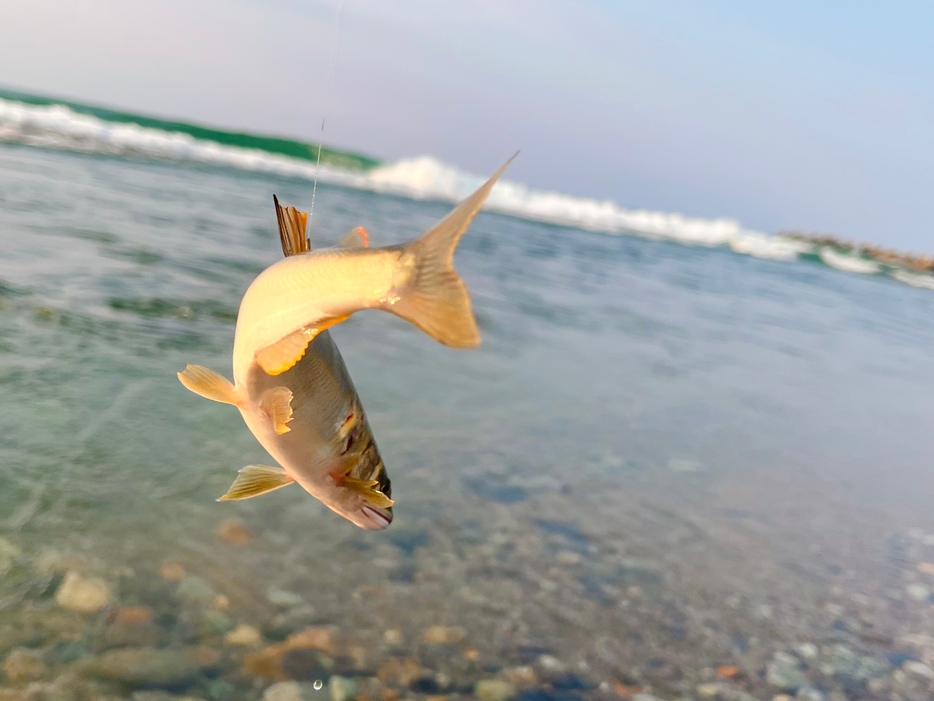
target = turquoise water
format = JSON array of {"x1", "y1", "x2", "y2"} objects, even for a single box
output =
[{"x1": 4, "y1": 143, "x2": 934, "y2": 699}]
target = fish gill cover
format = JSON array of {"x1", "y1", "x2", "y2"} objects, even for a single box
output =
[{"x1": 2, "y1": 88, "x2": 934, "y2": 290}]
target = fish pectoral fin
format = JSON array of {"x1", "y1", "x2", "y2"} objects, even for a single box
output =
[
  {"x1": 217, "y1": 464, "x2": 295, "y2": 501},
  {"x1": 274, "y1": 195, "x2": 310, "y2": 256},
  {"x1": 386, "y1": 153, "x2": 517, "y2": 349},
  {"x1": 177, "y1": 364, "x2": 239, "y2": 405},
  {"x1": 343, "y1": 477, "x2": 395, "y2": 508},
  {"x1": 255, "y1": 315, "x2": 353, "y2": 376},
  {"x1": 337, "y1": 226, "x2": 370, "y2": 249},
  {"x1": 260, "y1": 386, "x2": 294, "y2": 435}
]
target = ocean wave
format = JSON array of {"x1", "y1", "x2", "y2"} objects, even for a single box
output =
[{"x1": 2, "y1": 93, "x2": 934, "y2": 291}]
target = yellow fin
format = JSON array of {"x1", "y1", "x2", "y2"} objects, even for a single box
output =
[
  {"x1": 337, "y1": 226, "x2": 370, "y2": 249},
  {"x1": 255, "y1": 314, "x2": 353, "y2": 376},
  {"x1": 387, "y1": 153, "x2": 517, "y2": 348},
  {"x1": 344, "y1": 477, "x2": 395, "y2": 508},
  {"x1": 260, "y1": 386, "x2": 294, "y2": 435},
  {"x1": 177, "y1": 364, "x2": 238, "y2": 405},
  {"x1": 217, "y1": 464, "x2": 295, "y2": 501},
  {"x1": 274, "y1": 195, "x2": 310, "y2": 257}
]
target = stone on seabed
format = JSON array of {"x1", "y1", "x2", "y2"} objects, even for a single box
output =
[
  {"x1": 767, "y1": 652, "x2": 809, "y2": 692},
  {"x1": 3, "y1": 648, "x2": 49, "y2": 682},
  {"x1": 476, "y1": 679, "x2": 516, "y2": 701},
  {"x1": 216, "y1": 518, "x2": 251, "y2": 546},
  {"x1": 328, "y1": 676, "x2": 357, "y2": 701},
  {"x1": 55, "y1": 571, "x2": 111, "y2": 613},
  {"x1": 264, "y1": 682, "x2": 304, "y2": 701},
  {"x1": 225, "y1": 624, "x2": 263, "y2": 647},
  {"x1": 83, "y1": 648, "x2": 207, "y2": 687},
  {"x1": 422, "y1": 626, "x2": 466, "y2": 644}
]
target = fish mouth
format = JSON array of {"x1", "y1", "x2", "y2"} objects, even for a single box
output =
[{"x1": 361, "y1": 505, "x2": 393, "y2": 530}]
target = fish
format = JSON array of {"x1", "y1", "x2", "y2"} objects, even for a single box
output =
[{"x1": 176, "y1": 154, "x2": 516, "y2": 530}]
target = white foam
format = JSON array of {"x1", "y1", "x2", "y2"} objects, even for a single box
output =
[
  {"x1": 818, "y1": 247, "x2": 882, "y2": 275},
  {"x1": 891, "y1": 269, "x2": 934, "y2": 290},
  {"x1": 0, "y1": 97, "x2": 776, "y2": 250},
  {"x1": 1, "y1": 95, "x2": 924, "y2": 289}
]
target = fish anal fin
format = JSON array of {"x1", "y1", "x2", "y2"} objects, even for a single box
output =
[
  {"x1": 338, "y1": 226, "x2": 370, "y2": 249},
  {"x1": 274, "y1": 195, "x2": 311, "y2": 257},
  {"x1": 386, "y1": 153, "x2": 517, "y2": 348},
  {"x1": 255, "y1": 314, "x2": 353, "y2": 376},
  {"x1": 217, "y1": 464, "x2": 295, "y2": 501},
  {"x1": 260, "y1": 386, "x2": 294, "y2": 435},
  {"x1": 177, "y1": 364, "x2": 239, "y2": 405}
]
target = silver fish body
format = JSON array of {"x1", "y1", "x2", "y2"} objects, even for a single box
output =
[
  {"x1": 239, "y1": 329, "x2": 392, "y2": 530},
  {"x1": 177, "y1": 155, "x2": 516, "y2": 530}
]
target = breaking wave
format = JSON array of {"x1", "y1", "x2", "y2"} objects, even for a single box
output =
[{"x1": 2, "y1": 91, "x2": 932, "y2": 290}]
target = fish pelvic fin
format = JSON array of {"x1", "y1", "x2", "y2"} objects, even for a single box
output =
[
  {"x1": 177, "y1": 364, "x2": 239, "y2": 405},
  {"x1": 344, "y1": 476, "x2": 396, "y2": 508},
  {"x1": 337, "y1": 226, "x2": 370, "y2": 249},
  {"x1": 274, "y1": 195, "x2": 310, "y2": 257},
  {"x1": 260, "y1": 386, "x2": 294, "y2": 435},
  {"x1": 217, "y1": 464, "x2": 295, "y2": 501},
  {"x1": 255, "y1": 314, "x2": 352, "y2": 376},
  {"x1": 386, "y1": 153, "x2": 517, "y2": 348}
]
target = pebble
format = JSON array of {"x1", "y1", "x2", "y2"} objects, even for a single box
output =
[
  {"x1": 794, "y1": 643, "x2": 819, "y2": 661},
  {"x1": 383, "y1": 629, "x2": 404, "y2": 646},
  {"x1": 795, "y1": 687, "x2": 825, "y2": 701},
  {"x1": 502, "y1": 667, "x2": 537, "y2": 686},
  {"x1": 268, "y1": 588, "x2": 306, "y2": 608},
  {"x1": 767, "y1": 652, "x2": 809, "y2": 692},
  {"x1": 216, "y1": 518, "x2": 251, "y2": 546},
  {"x1": 696, "y1": 683, "x2": 721, "y2": 698},
  {"x1": 328, "y1": 676, "x2": 358, "y2": 701},
  {"x1": 176, "y1": 576, "x2": 216, "y2": 604},
  {"x1": 287, "y1": 627, "x2": 336, "y2": 655},
  {"x1": 476, "y1": 679, "x2": 516, "y2": 701},
  {"x1": 55, "y1": 571, "x2": 111, "y2": 613},
  {"x1": 902, "y1": 661, "x2": 934, "y2": 680},
  {"x1": 82, "y1": 648, "x2": 212, "y2": 687},
  {"x1": 102, "y1": 620, "x2": 162, "y2": 649},
  {"x1": 0, "y1": 537, "x2": 21, "y2": 575},
  {"x1": 422, "y1": 626, "x2": 466, "y2": 644},
  {"x1": 159, "y1": 561, "x2": 186, "y2": 581},
  {"x1": 3, "y1": 648, "x2": 49, "y2": 682},
  {"x1": 917, "y1": 562, "x2": 934, "y2": 575},
  {"x1": 133, "y1": 693, "x2": 207, "y2": 701},
  {"x1": 113, "y1": 606, "x2": 154, "y2": 625},
  {"x1": 716, "y1": 666, "x2": 740, "y2": 678},
  {"x1": 264, "y1": 682, "x2": 305, "y2": 701},
  {"x1": 225, "y1": 624, "x2": 263, "y2": 647},
  {"x1": 535, "y1": 655, "x2": 565, "y2": 675},
  {"x1": 906, "y1": 583, "x2": 930, "y2": 602}
]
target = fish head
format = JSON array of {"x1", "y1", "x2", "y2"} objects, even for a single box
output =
[
  {"x1": 326, "y1": 448, "x2": 394, "y2": 531},
  {"x1": 344, "y1": 500, "x2": 394, "y2": 531}
]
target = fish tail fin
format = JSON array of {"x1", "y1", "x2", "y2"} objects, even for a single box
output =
[
  {"x1": 387, "y1": 153, "x2": 517, "y2": 348},
  {"x1": 177, "y1": 364, "x2": 239, "y2": 405}
]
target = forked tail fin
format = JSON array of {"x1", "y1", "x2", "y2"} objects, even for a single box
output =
[{"x1": 387, "y1": 153, "x2": 517, "y2": 348}]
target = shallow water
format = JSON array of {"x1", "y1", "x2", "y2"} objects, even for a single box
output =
[{"x1": 3, "y1": 144, "x2": 934, "y2": 700}]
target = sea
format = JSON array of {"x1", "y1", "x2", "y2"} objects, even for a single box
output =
[{"x1": 2, "y1": 92, "x2": 934, "y2": 701}]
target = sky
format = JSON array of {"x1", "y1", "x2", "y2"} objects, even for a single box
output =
[{"x1": 1, "y1": 0, "x2": 933, "y2": 250}]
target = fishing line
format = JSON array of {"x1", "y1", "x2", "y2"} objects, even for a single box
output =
[{"x1": 309, "y1": 0, "x2": 347, "y2": 230}]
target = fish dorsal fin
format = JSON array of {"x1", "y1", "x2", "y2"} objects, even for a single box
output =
[
  {"x1": 217, "y1": 464, "x2": 295, "y2": 501},
  {"x1": 274, "y1": 195, "x2": 310, "y2": 257},
  {"x1": 255, "y1": 314, "x2": 352, "y2": 376},
  {"x1": 337, "y1": 226, "x2": 370, "y2": 249}
]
